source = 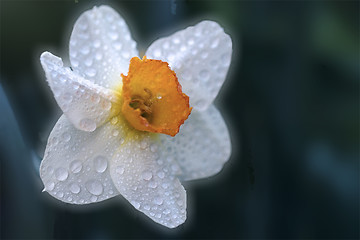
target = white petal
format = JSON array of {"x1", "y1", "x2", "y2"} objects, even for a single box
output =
[
  {"x1": 109, "y1": 135, "x2": 186, "y2": 228},
  {"x1": 69, "y1": 5, "x2": 138, "y2": 88},
  {"x1": 146, "y1": 21, "x2": 232, "y2": 111},
  {"x1": 160, "y1": 105, "x2": 231, "y2": 181},
  {"x1": 40, "y1": 52, "x2": 120, "y2": 132},
  {"x1": 40, "y1": 115, "x2": 123, "y2": 204}
]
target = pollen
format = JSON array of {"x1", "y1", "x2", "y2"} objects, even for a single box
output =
[{"x1": 122, "y1": 56, "x2": 192, "y2": 137}]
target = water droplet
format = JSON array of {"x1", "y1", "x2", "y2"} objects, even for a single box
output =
[
  {"x1": 46, "y1": 182, "x2": 55, "y2": 191},
  {"x1": 102, "y1": 101, "x2": 111, "y2": 110},
  {"x1": 221, "y1": 53, "x2": 230, "y2": 67},
  {"x1": 95, "y1": 52, "x2": 103, "y2": 60},
  {"x1": 69, "y1": 183, "x2": 81, "y2": 194},
  {"x1": 85, "y1": 68, "x2": 97, "y2": 77},
  {"x1": 51, "y1": 137, "x2": 59, "y2": 145},
  {"x1": 113, "y1": 42, "x2": 122, "y2": 50},
  {"x1": 157, "y1": 171, "x2": 165, "y2": 179},
  {"x1": 111, "y1": 117, "x2": 118, "y2": 125},
  {"x1": 47, "y1": 166, "x2": 54, "y2": 175},
  {"x1": 188, "y1": 38, "x2": 195, "y2": 46},
  {"x1": 91, "y1": 94, "x2": 100, "y2": 104},
  {"x1": 177, "y1": 200, "x2": 183, "y2": 206},
  {"x1": 80, "y1": 45, "x2": 90, "y2": 55},
  {"x1": 144, "y1": 205, "x2": 150, "y2": 210},
  {"x1": 196, "y1": 100, "x2": 206, "y2": 109},
  {"x1": 61, "y1": 132, "x2": 71, "y2": 142},
  {"x1": 79, "y1": 118, "x2": 96, "y2": 131},
  {"x1": 94, "y1": 155, "x2": 108, "y2": 173},
  {"x1": 122, "y1": 51, "x2": 130, "y2": 59},
  {"x1": 161, "y1": 182, "x2": 169, "y2": 189},
  {"x1": 199, "y1": 69, "x2": 210, "y2": 81},
  {"x1": 112, "y1": 129, "x2": 119, "y2": 137},
  {"x1": 154, "y1": 49, "x2": 161, "y2": 57},
  {"x1": 211, "y1": 38, "x2": 219, "y2": 48},
  {"x1": 93, "y1": 40, "x2": 101, "y2": 48},
  {"x1": 72, "y1": 59, "x2": 79, "y2": 67},
  {"x1": 70, "y1": 160, "x2": 83, "y2": 173},
  {"x1": 55, "y1": 168, "x2": 68, "y2": 181},
  {"x1": 153, "y1": 197, "x2": 163, "y2": 205},
  {"x1": 155, "y1": 213, "x2": 162, "y2": 219},
  {"x1": 108, "y1": 31, "x2": 118, "y2": 40},
  {"x1": 131, "y1": 201, "x2": 140, "y2": 209},
  {"x1": 57, "y1": 192, "x2": 64, "y2": 198},
  {"x1": 141, "y1": 171, "x2": 152, "y2": 181},
  {"x1": 61, "y1": 92, "x2": 73, "y2": 103},
  {"x1": 115, "y1": 166, "x2": 124, "y2": 175},
  {"x1": 150, "y1": 144, "x2": 158, "y2": 153},
  {"x1": 148, "y1": 181, "x2": 158, "y2": 189},
  {"x1": 163, "y1": 208, "x2": 171, "y2": 215},
  {"x1": 172, "y1": 37, "x2": 180, "y2": 44},
  {"x1": 90, "y1": 195, "x2": 98, "y2": 202},
  {"x1": 67, "y1": 196, "x2": 73, "y2": 202},
  {"x1": 85, "y1": 57, "x2": 93, "y2": 67},
  {"x1": 140, "y1": 141, "x2": 148, "y2": 149},
  {"x1": 85, "y1": 180, "x2": 103, "y2": 196},
  {"x1": 171, "y1": 164, "x2": 179, "y2": 172}
]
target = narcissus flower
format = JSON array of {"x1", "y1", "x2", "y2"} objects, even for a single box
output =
[{"x1": 40, "y1": 5, "x2": 232, "y2": 228}]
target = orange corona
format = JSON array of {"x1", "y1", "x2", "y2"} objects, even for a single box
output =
[{"x1": 122, "y1": 56, "x2": 192, "y2": 137}]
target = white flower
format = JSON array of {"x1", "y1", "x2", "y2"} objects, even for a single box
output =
[{"x1": 40, "y1": 5, "x2": 232, "y2": 228}]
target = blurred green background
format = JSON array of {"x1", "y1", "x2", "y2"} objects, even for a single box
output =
[{"x1": 1, "y1": 0, "x2": 359, "y2": 239}]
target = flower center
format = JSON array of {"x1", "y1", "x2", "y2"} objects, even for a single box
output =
[{"x1": 121, "y1": 56, "x2": 192, "y2": 137}]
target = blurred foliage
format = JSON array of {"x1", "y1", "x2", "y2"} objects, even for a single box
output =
[{"x1": 1, "y1": 0, "x2": 359, "y2": 239}]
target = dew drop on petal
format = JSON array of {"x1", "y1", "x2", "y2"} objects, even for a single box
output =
[
  {"x1": 85, "y1": 180, "x2": 103, "y2": 196},
  {"x1": 150, "y1": 144, "x2": 158, "y2": 153},
  {"x1": 112, "y1": 129, "x2": 119, "y2": 137},
  {"x1": 148, "y1": 181, "x2": 158, "y2": 189},
  {"x1": 61, "y1": 132, "x2": 71, "y2": 142},
  {"x1": 85, "y1": 68, "x2": 97, "y2": 77},
  {"x1": 93, "y1": 39, "x2": 101, "y2": 48},
  {"x1": 163, "y1": 208, "x2": 171, "y2": 215},
  {"x1": 153, "y1": 196, "x2": 163, "y2": 205},
  {"x1": 70, "y1": 160, "x2": 83, "y2": 173},
  {"x1": 108, "y1": 31, "x2": 118, "y2": 40},
  {"x1": 94, "y1": 155, "x2": 108, "y2": 173},
  {"x1": 141, "y1": 171, "x2": 152, "y2": 181},
  {"x1": 110, "y1": 117, "x2": 119, "y2": 125},
  {"x1": 157, "y1": 171, "x2": 165, "y2": 179},
  {"x1": 95, "y1": 52, "x2": 103, "y2": 61},
  {"x1": 199, "y1": 69, "x2": 210, "y2": 82},
  {"x1": 131, "y1": 201, "x2": 141, "y2": 209},
  {"x1": 61, "y1": 92, "x2": 73, "y2": 103},
  {"x1": 140, "y1": 141, "x2": 148, "y2": 150},
  {"x1": 91, "y1": 94, "x2": 100, "y2": 104},
  {"x1": 90, "y1": 195, "x2": 98, "y2": 202},
  {"x1": 69, "y1": 183, "x2": 81, "y2": 194},
  {"x1": 79, "y1": 118, "x2": 96, "y2": 131},
  {"x1": 46, "y1": 182, "x2": 55, "y2": 191},
  {"x1": 176, "y1": 200, "x2": 183, "y2": 206},
  {"x1": 57, "y1": 192, "x2": 64, "y2": 198},
  {"x1": 115, "y1": 166, "x2": 124, "y2": 175},
  {"x1": 55, "y1": 168, "x2": 68, "y2": 181}
]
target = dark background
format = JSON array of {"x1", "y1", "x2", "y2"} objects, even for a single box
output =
[{"x1": 1, "y1": 0, "x2": 359, "y2": 239}]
